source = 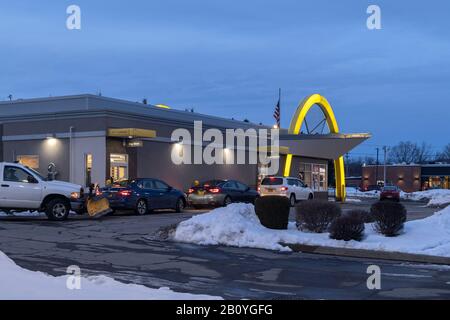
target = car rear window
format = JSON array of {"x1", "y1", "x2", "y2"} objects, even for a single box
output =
[
  {"x1": 199, "y1": 180, "x2": 224, "y2": 187},
  {"x1": 261, "y1": 177, "x2": 283, "y2": 185},
  {"x1": 111, "y1": 180, "x2": 131, "y2": 188}
]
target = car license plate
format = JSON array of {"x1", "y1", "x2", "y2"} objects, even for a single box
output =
[
  {"x1": 198, "y1": 190, "x2": 205, "y2": 196},
  {"x1": 267, "y1": 188, "x2": 274, "y2": 192}
]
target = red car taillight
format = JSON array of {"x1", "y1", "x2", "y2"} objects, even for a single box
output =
[
  {"x1": 188, "y1": 188, "x2": 194, "y2": 194},
  {"x1": 118, "y1": 189, "x2": 132, "y2": 197},
  {"x1": 208, "y1": 188, "x2": 221, "y2": 193},
  {"x1": 280, "y1": 186, "x2": 288, "y2": 191},
  {"x1": 96, "y1": 189, "x2": 103, "y2": 196}
]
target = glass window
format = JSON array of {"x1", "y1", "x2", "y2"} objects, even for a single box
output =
[
  {"x1": 110, "y1": 154, "x2": 128, "y2": 182},
  {"x1": 235, "y1": 182, "x2": 248, "y2": 191},
  {"x1": 136, "y1": 180, "x2": 144, "y2": 189},
  {"x1": 153, "y1": 180, "x2": 169, "y2": 190},
  {"x1": 111, "y1": 180, "x2": 131, "y2": 188},
  {"x1": 143, "y1": 180, "x2": 154, "y2": 189},
  {"x1": 3, "y1": 166, "x2": 33, "y2": 183},
  {"x1": 17, "y1": 155, "x2": 39, "y2": 169},
  {"x1": 110, "y1": 154, "x2": 128, "y2": 164},
  {"x1": 261, "y1": 177, "x2": 283, "y2": 185},
  {"x1": 222, "y1": 181, "x2": 238, "y2": 189},
  {"x1": 201, "y1": 180, "x2": 224, "y2": 187},
  {"x1": 85, "y1": 154, "x2": 92, "y2": 187},
  {"x1": 299, "y1": 162, "x2": 327, "y2": 191}
]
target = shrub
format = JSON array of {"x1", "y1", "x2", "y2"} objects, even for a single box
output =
[
  {"x1": 295, "y1": 200, "x2": 341, "y2": 233},
  {"x1": 254, "y1": 196, "x2": 290, "y2": 230},
  {"x1": 329, "y1": 211, "x2": 365, "y2": 241},
  {"x1": 370, "y1": 201, "x2": 407, "y2": 237}
]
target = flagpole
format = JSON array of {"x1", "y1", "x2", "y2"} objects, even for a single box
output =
[{"x1": 279, "y1": 88, "x2": 281, "y2": 127}]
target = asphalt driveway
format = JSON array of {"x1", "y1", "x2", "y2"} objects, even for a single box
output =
[{"x1": 0, "y1": 202, "x2": 449, "y2": 300}]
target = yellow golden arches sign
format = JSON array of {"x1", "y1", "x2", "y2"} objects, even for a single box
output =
[{"x1": 283, "y1": 94, "x2": 346, "y2": 201}]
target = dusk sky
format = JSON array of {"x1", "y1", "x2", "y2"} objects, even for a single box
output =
[{"x1": 1, "y1": 0, "x2": 449, "y2": 159}]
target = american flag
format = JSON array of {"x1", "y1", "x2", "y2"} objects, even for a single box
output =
[{"x1": 273, "y1": 89, "x2": 281, "y2": 128}]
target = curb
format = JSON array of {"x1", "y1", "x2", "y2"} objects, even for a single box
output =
[{"x1": 282, "y1": 243, "x2": 450, "y2": 265}]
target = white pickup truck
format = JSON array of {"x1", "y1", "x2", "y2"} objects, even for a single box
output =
[{"x1": 0, "y1": 162, "x2": 84, "y2": 221}]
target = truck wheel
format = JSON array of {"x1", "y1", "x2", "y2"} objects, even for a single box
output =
[{"x1": 45, "y1": 198, "x2": 70, "y2": 221}]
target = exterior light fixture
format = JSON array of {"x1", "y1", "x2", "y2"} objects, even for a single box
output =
[
  {"x1": 173, "y1": 142, "x2": 183, "y2": 157},
  {"x1": 45, "y1": 133, "x2": 58, "y2": 146},
  {"x1": 273, "y1": 124, "x2": 279, "y2": 129},
  {"x1": 155, "y1": 104, "x2": 171, "y2": 109}
]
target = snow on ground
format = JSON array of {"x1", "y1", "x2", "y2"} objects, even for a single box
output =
[
  {"x1": 0, "y1": 251, "x2": 221, "y2": 300},
  {"x1": 0, "y1": 211, "x2": 45, "y2": 217},
  {"x1": 344, "y1": 198, "x2": 362, "y2": 203},
  {"x1": 330, "y1": 187, "x2": 450, "y2": 207},
  {"x1": 329, "y1": 187, "x2": 379, "y2": 199},
  {"x1": 402, "y1": 189, "x2": 450, "y2": 207},
  {"x1": 173, "y1": 203, "x2": 450, "y2": 258}
]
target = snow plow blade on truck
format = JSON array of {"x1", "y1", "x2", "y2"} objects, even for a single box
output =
[{"x1": 85, "y1": 185, "x2": 112, "y2": 218}]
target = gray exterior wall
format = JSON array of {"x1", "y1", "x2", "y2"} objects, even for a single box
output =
[
  {"x1": 2, "y1": 139, "x2": 70, "y2": 181},
  {"x1": 0, "y1": 124, "x2": 3, "y2": 162},
  {"x1": 135, "y1": 140, "x2": 258, "y2": 191}
]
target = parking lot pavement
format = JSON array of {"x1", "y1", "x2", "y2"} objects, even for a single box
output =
[
  {"x1": 287, "y1": 199, "x2": 440, "y2": 222},
  {"x1": 1, "y1": 207, "x2": 449, "y2": 299},
  {"x1": 339, "y1": 199, "x2": 440, "y2": 221}
]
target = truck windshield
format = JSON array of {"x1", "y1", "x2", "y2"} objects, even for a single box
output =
[{"x1": 26, "y1": 167, "x2": 46, "y2": 181}]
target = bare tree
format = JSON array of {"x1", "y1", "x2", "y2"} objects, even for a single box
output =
[
  {"x1": 437, "y1": 143, "x2": 450, "y2": 162},
  {"x1": 345, "y1": 156, "x2": 376, "y2": 177},
  {"x1": 388, "y1": 141, "x2": 432, "y2": 164}
]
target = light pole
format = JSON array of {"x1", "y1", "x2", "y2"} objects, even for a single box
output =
[
  {"x1": 375, "y1": 147, "x2": 379, "y2": 185},
  {"x1": 383, "y1": 146, "x2": 388, "y2": 186},
  {"x1": 69, "y1": 126, "x2": 74, "y2": 183}
]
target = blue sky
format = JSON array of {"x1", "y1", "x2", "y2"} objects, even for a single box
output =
[{"x1": 1, "y1": 0, "x2": 449, "y2": 158}]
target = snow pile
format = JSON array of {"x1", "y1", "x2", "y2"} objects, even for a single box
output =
[
  {"x1": 329, "y1": 187, "x2": 379, "y2": 199},
  {"x1": 0, "y1": 211, "x2": 44, "y2": 217},
  {"x1": 173, "y1": 203, "x2": 450, "y2": 258},
  {"x1": 0, "y1": 251, "x2": 220, "y2": 300},
  {"x1": 402, "y1": 189, "x2": 450, "y2": 207},
  {"x1": 174, "y1": 203, "x2": 289, "y2": 251}
]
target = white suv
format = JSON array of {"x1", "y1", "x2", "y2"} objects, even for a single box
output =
[{"x1": 259, "y1": 176, "x2": 314, "y2": 206}]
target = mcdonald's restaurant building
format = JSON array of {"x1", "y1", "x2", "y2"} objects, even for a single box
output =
[{"x1": 0, "y1": 94, "x2": 369, "y2": 200}]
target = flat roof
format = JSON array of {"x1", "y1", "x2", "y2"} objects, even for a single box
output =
[
  {"x1": 278, "y1": 133, "x2": 371, "y2": 160},
  {"x1": 0, "y1": 94, "x2": 269, "y2": 130}
]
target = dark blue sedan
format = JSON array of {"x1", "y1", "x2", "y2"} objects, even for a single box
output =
[{"x1": 100, "y1": 179, "x2": 186, "y2": 215}]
